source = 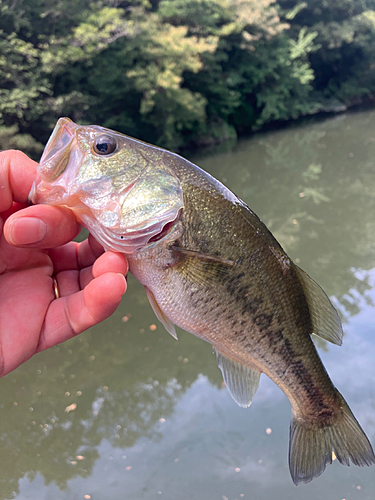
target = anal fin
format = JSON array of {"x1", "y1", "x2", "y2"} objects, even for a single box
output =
[
  {"x1": 144, "y1": 287, "x2": 178, "y2": 340},
  {"x1": 214, "y1": 348, "x2": 261, "y2": 408}
]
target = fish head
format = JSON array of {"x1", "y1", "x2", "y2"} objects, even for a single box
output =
[{"x1": 29, "y1": 118, "x2": 184, "y2": 253}]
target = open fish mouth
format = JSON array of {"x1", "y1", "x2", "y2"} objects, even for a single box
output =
[
  {"x1": 40, "y1": 117, "x2": 76, "y2": 172},
  {"x1": 29, "y1": 118, "x2": 82, "y2": 206}
]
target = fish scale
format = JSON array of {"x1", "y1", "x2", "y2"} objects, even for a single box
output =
[{"x1": 30, "y1": 117, "x2": 375, "y2": 485}]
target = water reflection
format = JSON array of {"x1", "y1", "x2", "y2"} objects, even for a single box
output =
[
  {"x1": 0, "y1": 294, "x2": 222, "y2": 499},
  {"x1": 1, "y1": 109, "x2": 375, "y2": 499}
]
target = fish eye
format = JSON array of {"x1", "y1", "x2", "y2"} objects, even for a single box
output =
[{"x1": 93, "y1": 135, "x2": 117, "y2": 155}]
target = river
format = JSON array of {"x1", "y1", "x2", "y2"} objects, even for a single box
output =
[{"x1": 1, "y1": 109, "x2": 375, "y2": 500}]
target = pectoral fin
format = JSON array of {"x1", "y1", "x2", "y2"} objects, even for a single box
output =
[
  {"x1": 295, "y1": 266, "x2": 343, "y2": 346},
  {"x1": 171, "y1": 246, "x2": 235, "y2": 287},
  {"x1": 171, "y1": 246, "x2": 235, "y2": 266},
  {"x1": 144, "y1": 287, "x2": 178, "y2": 340},
  {"x1": 214, "y1": 348, "x2": 261, "y2": 408}
]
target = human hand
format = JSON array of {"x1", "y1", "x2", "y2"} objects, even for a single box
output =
[{"x1": 0, "y1": 150, "x2": 128, "y2": 377}]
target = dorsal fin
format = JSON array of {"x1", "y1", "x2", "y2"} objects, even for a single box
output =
[
  {"x1": 214, "y1": 348, "x2": 261, "y2": 408},
  {"x1": 144, "y1": 286, "x2": 178, "y2": 340},
  {"x1": 295, "y1": 266, "x2": 343, "y2": 346}
]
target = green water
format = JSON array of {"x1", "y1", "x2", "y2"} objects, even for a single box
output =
[{"x1": 2, "y1": 110, "x2": 375, "y2": 499}]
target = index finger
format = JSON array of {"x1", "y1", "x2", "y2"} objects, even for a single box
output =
[{"x1": 0, "y1": 150, "x2": 38, "y2": 212}]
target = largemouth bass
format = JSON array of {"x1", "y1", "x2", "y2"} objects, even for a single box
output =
[{"x1": 29, "y1": 117, "x2": 375, "y2": 484}]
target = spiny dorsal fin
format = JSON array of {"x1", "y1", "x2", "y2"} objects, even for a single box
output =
[
  {"x1": 295, "y1": 266, "x2": 343, "y2": 346},
  {"x1": 144, "y1": 286, "x2": 178, "y2": 340},
  {"x1": 214, "y1": 348, "x2": 261, "y2": 408}
]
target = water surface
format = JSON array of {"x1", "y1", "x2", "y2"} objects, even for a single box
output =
[{"x1": 2, "y1": 110, "x2": 375, "y2": 500}]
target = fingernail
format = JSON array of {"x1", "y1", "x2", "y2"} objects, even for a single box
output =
[
  {"x1": 116, "y1": 273, "x2": 127, "y2": 294},
  {"x1": 8, "y1": 217, "x2": 47, "y2": 245}
]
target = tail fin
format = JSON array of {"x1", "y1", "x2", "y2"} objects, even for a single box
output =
[{"x1": 289, "y1": 390, "x2": 375, "y2": 485}]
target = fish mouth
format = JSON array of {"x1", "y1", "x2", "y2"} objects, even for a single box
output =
[
  {"x1": 29, "y1": 118, "x2": 80, "y2": 205},
  {"x1": 40, "y1": 117, "x2": 76, "y2": 170}
]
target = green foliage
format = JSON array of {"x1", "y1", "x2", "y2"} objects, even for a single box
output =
[
  {"x1": 122, "y1": 12, "x2": 218, "y2": 148},
  {"x1": 0, "y1": 124, "x2": 43, "y2": 155},
  {"x1": 278, "y1": 0, "x2": 375, "y2": 106},
  {"x1": 250, "y1": 28, "x2": 320, "y2": 125},
  {"x1": 1, "y1": 0, "x2": 375, "y2": 156}
]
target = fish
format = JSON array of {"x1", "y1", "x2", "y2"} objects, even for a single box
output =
[{"x1": 29, "y1": 117, "x2": 375, "y2": 484}]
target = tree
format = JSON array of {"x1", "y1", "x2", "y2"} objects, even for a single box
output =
[
  {"x1": 1, "y1": 0, "x2": 375, "y2": 156},
  {"x1": 278, "y1": 0, "x2": 375, "y2": 107}
]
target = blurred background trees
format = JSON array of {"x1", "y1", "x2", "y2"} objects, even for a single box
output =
[{"x1": 1, "y1": 0, "x2": 375, "y2": 156}]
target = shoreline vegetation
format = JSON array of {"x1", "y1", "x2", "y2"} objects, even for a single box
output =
[{"x1": 1, "y1": 0, "x2": 375, "y2": 159}]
